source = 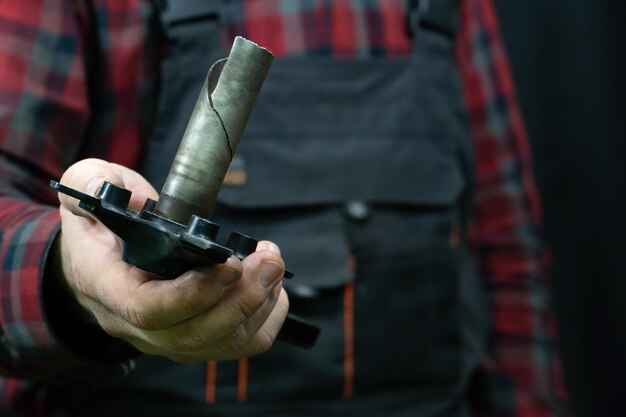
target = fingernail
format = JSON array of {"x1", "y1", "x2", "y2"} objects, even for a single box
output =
[
  {"x1": 259, "y1": 261, "x2": 283, "y2": 288},
  {"x1": 257, "y1": 241, "x2": 280, "y2": 254}
]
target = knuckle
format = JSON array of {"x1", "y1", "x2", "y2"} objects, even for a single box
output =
[
  {"x1": 215, "y1": 339, "x2": 237, "y2": 357},
  {"x1": 230, "y1": 323, "x2": 251, "y2": 348},
  {"x1": 124, "y1": 302, "x2": 159, "y2": 331},
  {"x1": 182, "y1": 292, "x2": 209, "y2": 315},
  {"x1": 216, "y1": 325, "x2": 249, "y2": 356},
  {"x1": 168, "y1": 327, "x2": 219, "y2": 354},
  {"x1": 253, "y1": 331, "x2": 276, "y2": 354},
  {"x1": 169, "y1": 332, "x2": 203, "y2": 353},
  {"x1": 97, "y1": 315, "x2": 130, "y2": 340},
  {"x1": 96, "y1": 316, "x2": 118, "y2": 337},
  {"x1": 98, "y1": 318, "x2": 119, "y2": 337},
  {"x1": 229, "y1": 293, "x2": 262, "y2": 321}
]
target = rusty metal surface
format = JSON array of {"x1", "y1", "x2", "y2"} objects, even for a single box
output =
[{"x1": 155, "y1": 37, "x2": 273, "y2": 225}]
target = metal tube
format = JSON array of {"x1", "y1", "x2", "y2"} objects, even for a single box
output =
[{"x1": 154, "y1": 37, "x2": 273, "y2": 225}]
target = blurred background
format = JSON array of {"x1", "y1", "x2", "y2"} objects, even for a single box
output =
[{"x1": 495, "y1": 1, "x2": 626, "y2": 416}]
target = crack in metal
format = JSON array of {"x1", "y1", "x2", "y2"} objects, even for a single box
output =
[{"x1": 208, "y1": 94, "x2": 233, "y2": 160}]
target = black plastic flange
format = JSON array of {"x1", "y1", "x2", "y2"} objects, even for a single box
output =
[
  {"x1": 51, "y1": 180, "x2": 232, "y2": 278},
  {"x1": 50, "y1": 180, "x2": 320, "y2": 348}
]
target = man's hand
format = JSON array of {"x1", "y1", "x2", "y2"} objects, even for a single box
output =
[{"x1": 53, "y1": 158, "x2": 289, "y2": 362}]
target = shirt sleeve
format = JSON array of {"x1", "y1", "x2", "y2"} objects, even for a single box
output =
[
  {"x1": 0, "y1": 0, "x2": 133, "y2": 384},
  {"x1": 455, "y1": 0, "x2": 569, "y2": 415}
]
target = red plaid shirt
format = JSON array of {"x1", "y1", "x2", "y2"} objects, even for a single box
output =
[{"x1": 0, "y1": 0, "x2": 567, "y2": 415}]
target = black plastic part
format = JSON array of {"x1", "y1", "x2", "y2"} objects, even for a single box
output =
[
  {"x1": 226, "y1": 232, "x2": 259, "y2": 261},
  {"x1": 276, "y1": 314, "x2": 321, "y2": 349},
  {"x1": 97, "y1": 182, "x2": 132, "y2": 210},
  {"x1": 187, "y1": 215, "x2": 220, "y2": 241},
  {"x1": 50, "y1": 179, "x2": 320, "y2": 348},
  {"x1": 50, "y1": 180, "x2": 232, "y2": 278},
  {"x1": 226, "y1": 232, "x2": 294, "y2": 279}
]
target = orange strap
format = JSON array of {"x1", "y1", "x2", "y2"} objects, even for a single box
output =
[
  {"x1": 237, "y1": 358, "x2": 249, "y2": 402},
  {"x1": 343, "y1": 281, "x2": 355, "y2": 399},
  {"x1": 205, "y1": 360, "x2": 217, "y2": 404}
]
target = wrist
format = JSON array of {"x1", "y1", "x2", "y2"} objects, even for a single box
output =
[
  {"x1": 42, "y1": 231, "x2": 139, "y2": 362},
  {"x1": 46, "y1": 232, "x2": 95, "y2": 324}
]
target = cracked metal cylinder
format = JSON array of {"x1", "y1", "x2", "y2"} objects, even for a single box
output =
[{"x1": 154, "y1": 37, "x2": 273, "y2": 225}]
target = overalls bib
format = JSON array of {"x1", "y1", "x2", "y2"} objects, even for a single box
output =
[{"x1": 49, "y1": 1, "x2": 488, "y2": 416}]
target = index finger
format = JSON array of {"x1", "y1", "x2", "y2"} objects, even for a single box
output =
[{"x1": 58, "y1": 158, "x2": 158, "y2": 217}]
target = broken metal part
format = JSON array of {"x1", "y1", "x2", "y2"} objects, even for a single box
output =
[
  {"x1": 51, "y1": 37, "x2": 319, "y2": 348},
  {"x1": 155, "y1": 37, "x2": 273, "y2": 226},
  {"x1": 50, "y1": 180, "x2": 233, "y2": 277}
]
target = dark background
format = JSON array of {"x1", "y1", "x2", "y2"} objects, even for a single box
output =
[{"x1": 495, "y1": 1, "x2": 626, "y2": 416}]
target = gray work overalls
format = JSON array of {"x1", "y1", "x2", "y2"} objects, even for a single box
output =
[{"x1": 47, "y1": 1, "x2": 487, "y2": 416}]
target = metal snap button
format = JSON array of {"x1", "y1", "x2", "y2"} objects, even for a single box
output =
[{"x1": 345, "y1": 200, "x2": 370, "y2": 221}]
